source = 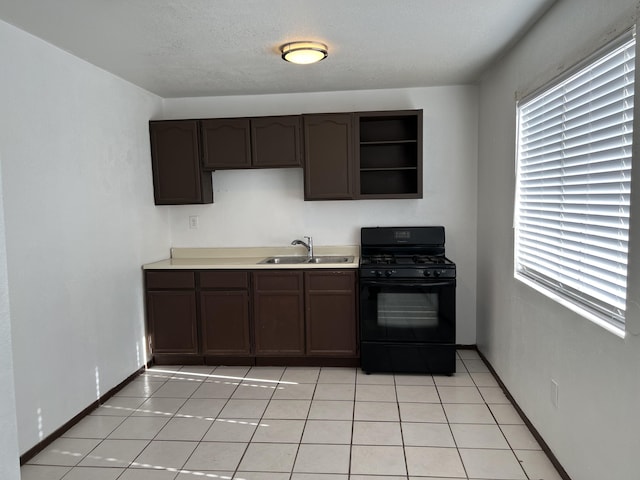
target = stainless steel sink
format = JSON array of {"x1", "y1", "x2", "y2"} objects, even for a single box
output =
[
  {"x1": 260, "y1": 256, "x2": 309, "y2": 264},
  {"x1": 306, "y1": 256, "x2": 354, "y2": 264},
  {"x1": 259, "y1": 255, "x2": 354, "y2": 264}
]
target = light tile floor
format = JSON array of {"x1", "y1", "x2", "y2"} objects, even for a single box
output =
[{"x1": 22, "y1": 350, "x2": 563, "y2": 480}]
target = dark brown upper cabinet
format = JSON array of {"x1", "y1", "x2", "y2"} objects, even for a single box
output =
[
  {"x1": 149, "y1": 109, "x2": 422, "y2": 204},
  {"x1": 201, "y1": 118, "x2": 252, "y2": 169},
  {"x1": 149, "y1": 120, "x2": 213, "y2": 205},
  {"x1": 303, "y1": 113, "x2": 355, "y2": 200},
  {"x1": 202, "y1": 116, "x2": 302, "y2": 170},
  {"x1": 355, "y1": 110, "x2": 423, "y2": 199},
  {"x1": 251, "y1": 116, "x2": 302, "y2": 168}
]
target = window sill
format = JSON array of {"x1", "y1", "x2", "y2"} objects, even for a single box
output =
[{"x1": 514, "y1": 273, "x2": 626, "y2": 339}]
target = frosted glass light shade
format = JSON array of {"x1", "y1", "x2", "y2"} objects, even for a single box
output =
[{"x1": 281, "y1": 41, "x2": 328, "y2": 64}]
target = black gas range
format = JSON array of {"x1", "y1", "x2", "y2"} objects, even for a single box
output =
[{"x1": 359, "y1": 226, "x2": 456, "y2": 375}]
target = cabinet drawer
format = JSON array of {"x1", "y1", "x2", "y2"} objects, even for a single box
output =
[
  {"x1": 305, "y1": 271, "x2": 354, "y2": 290},
  {"x1": 146, "y1": 271, "x2": 195, "y2": 289},
  {"x1": 253, "y1": 271, "x2": 303, "y2": 291},
  {"x1": 200, "y1": 271, "x2": 249, "y2": 289}
]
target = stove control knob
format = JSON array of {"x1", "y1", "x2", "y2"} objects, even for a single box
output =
[
  {"x1": 384, "y1": 270, "x2": 393, "y2": 277},
  {"x1": 423, "y1": 270, "x2": 432, "y2": 277},
  {"x1": 433, "y1": 270, "x2": 441, "y2": 278},
  {"x1": 375, "y1": 270, "x2": 383, "y2": 278}
]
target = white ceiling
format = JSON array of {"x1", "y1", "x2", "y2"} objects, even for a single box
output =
[{"x1": 0, "y1": 0, "x2": 555, "y2": 98}]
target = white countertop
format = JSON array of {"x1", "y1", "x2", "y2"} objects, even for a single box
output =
[{"x1": 142, "y1": 245, "x2": 360, "y2": 270}]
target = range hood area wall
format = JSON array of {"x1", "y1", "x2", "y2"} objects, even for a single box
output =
[{"x1": 161, "y1": 86, "x2": 479, "y2": 345}]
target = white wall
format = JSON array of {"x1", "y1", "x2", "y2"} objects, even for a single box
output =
[
  {"x1": 0, "y1": 158, "x2": 20, "y2": 479},
  {"x1": 0, "y1": 20, "x2": 169, "y2": 454},
  {"x1": 162, "y1": 87, "x2": 479, "y2": 344},
  {"x1": 477, "y1": 2, "x2": 640, "y2": 480}
]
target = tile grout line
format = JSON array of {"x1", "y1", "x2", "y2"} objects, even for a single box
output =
[
  {"x1": 133, "y1": 365, "x2": 213, "y2": 477},
  {"x1": 284, "y1": 365, "x2": 317, "y2": 480},
  {"x1": 443, "y1": 372, "x2": 471, "y2": 480},
  {"x1": 395, "y1": 369, "x2": 413, "y2": 479},
  {"x1": 229, "y1": 375, "x2": 270, "y2": 479},
  {"x1": 231, "y1": 366, "x2": 286, "y2": 478},
  {"x1": 469, "y1": 355, "x2": 533, "y2": 480},
  {"x1": 169, "y1": 365, "x2": 245, "y2": 480},
  {"x1": 347, "y1": 367, "x2": 359, "y2": 478}
]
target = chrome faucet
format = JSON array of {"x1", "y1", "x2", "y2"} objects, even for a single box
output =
[{"x1": 291, "y1": 236, "x2": 313, "y2": 258}]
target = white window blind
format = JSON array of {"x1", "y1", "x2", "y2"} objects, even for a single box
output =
[{"x1": 515, "y1": 31, "x2": 636, "y2": 332}]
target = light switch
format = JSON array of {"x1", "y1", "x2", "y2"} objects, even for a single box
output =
[{"x1": 189, "y1": 215, "x2": 199, "y2": 229}]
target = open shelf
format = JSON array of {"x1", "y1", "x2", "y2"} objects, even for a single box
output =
[
  {"x1": 359, "y1": 116, "x2": 419, "y2": 142},
  {"x1": 359, "y1": 143, "x2": 417, "y2": 170},
  {"x1": 360, "y1": 139, "x2": 418, "y2": 145},
  {"x1": 359, "y1": 169, "x2": 419, "y2": 196},
  {"x1": 356, "y1": 110, "x2": 422, "y2": 198},
  {"x1": 360, "y1": 167, "x2": 418, "y2": 172}
]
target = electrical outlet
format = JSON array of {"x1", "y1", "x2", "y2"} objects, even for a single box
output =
[
  {"x1": 189, "y1": 215, "x2": 199, "y2": 229},
  {"x1": 551, "y1": 379, "x2": 559, "y2": 408}
]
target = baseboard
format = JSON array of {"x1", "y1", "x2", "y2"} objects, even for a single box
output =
[
  {"x1": 476, "y1": 348, "x2": 572, "y2": 480},
  {"x1": 19, "y1": 366, "x2": 145, "y2": 465}
]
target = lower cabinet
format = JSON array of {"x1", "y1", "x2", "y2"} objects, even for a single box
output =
[
  {"x1": 252, "y1": 271, "x2": 305, "y2": 356},
  {"x1": 144, "y1": 268, "x2": 358, "y2": 365},
  {"x1": 305, "y1": 270, "x2": 357, "y2": 356},
  {"x1": 145, "y1": 271, "x2": 198, "y2": 359},
  {"x1": 147, "y1": 291, "x2": 198, "y2": 355},
  {"x1": 200, "y1": 271, "x2": 251, "y2": 357}
]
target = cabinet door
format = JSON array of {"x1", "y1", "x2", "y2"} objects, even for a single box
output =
[
  {"x1": 149, "y1": 120, "x2": 213, "y2": 205},
  {"x1": 305, "y1": 270, "x2": 357, "y2": 356},
  {"x1": 146, "y1": 291, "x2": 198, "y2": 354},
  {"x1": 201, "y1": 291, "x2": 251, "y2": 355},
  {"x1": 253, "y1": 271, "x2": 304, "y2": 355},
  {"x1": 201, "y1": 118, "x2": 252, "y2": 169},
  {"x1": 303, "y1": 114, "x2": 355, "y2": 200},
  {"x1": 251, "y1": 116, "x2": 302, "y2": 168}
]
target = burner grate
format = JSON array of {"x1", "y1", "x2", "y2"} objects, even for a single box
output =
[
  {"x1": 363, "y1": 254, "x2": 396, "y2": 265},
  {"x1": 412, "y1": 255, "x2": 447, "y2": 265}
]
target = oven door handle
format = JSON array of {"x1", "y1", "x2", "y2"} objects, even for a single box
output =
[{"x1": 361, "y1": 280, "x2": 454, "y2": 288}]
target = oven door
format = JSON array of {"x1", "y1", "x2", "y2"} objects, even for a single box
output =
[{"x1": 360, "y1": 279, "x2": 455, "y2": 343}]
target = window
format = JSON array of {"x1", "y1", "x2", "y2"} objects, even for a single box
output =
[{"x1": 514, "y1": 30, "x2": 636, "y2": 333}]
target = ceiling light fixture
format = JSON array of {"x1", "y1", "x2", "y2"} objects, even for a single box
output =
[{"x1": 280, "y1": 41, "x2": 328, "y2": 65}]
